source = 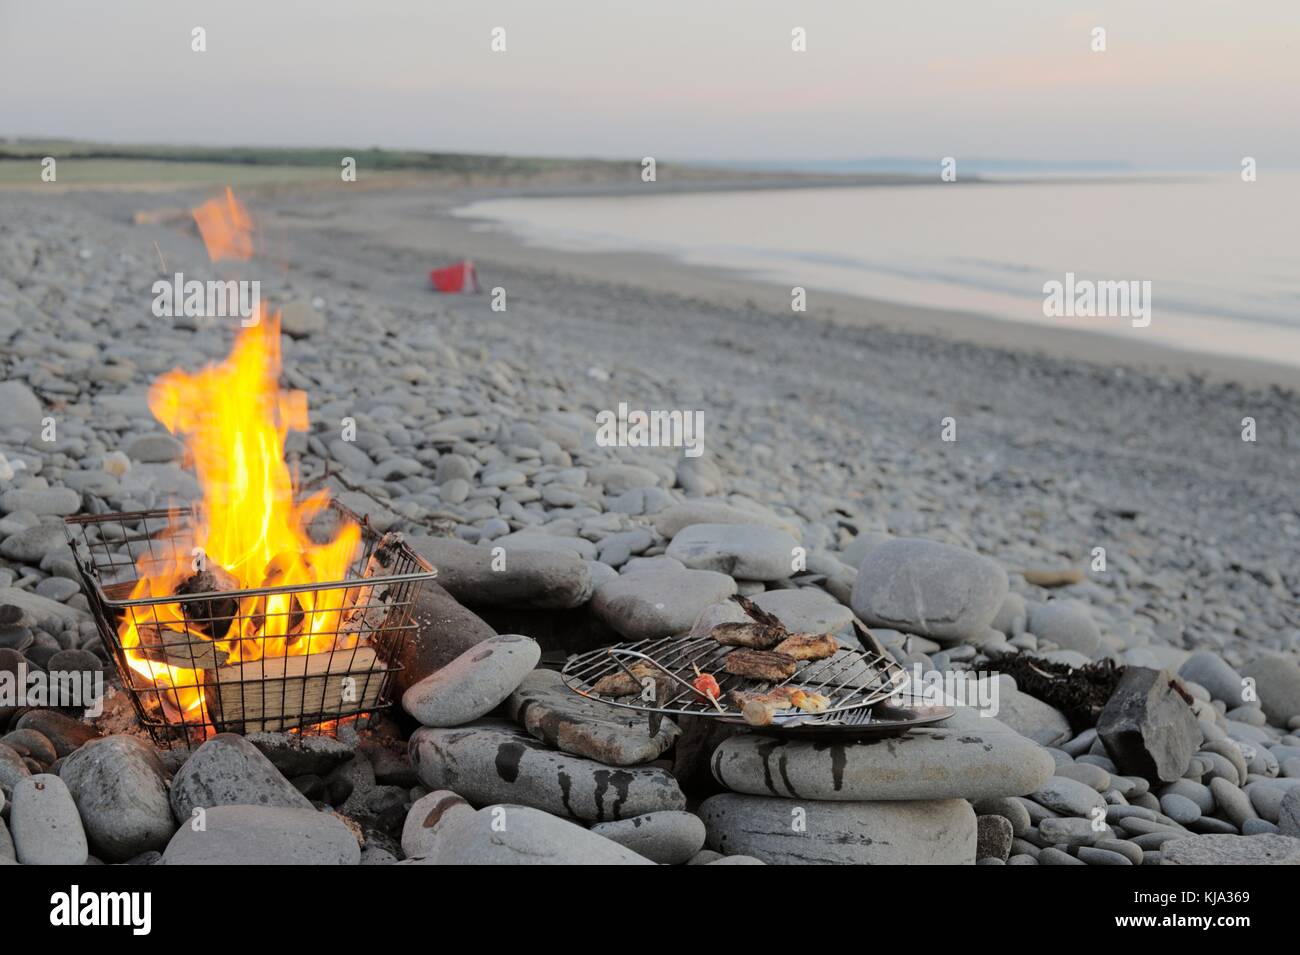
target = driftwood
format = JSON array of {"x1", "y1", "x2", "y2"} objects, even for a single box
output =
[
  {"x1": 135, "y1": 623, "x2": 231, "y2": 671},
  {"x1": 340, "y1": 531, "x2": 405, "y2": 637},
  {"x1": 206, "y1": 645, "x2": 383, "y2": 733}
]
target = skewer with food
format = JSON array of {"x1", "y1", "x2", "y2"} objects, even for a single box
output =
[{"x1": 691, "y1": 663, "x2": 725, "y2": 713}]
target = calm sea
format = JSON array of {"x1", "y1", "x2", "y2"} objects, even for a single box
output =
[{"x1": 455, "y1": 173, "x2": 1300, "y2": 367}]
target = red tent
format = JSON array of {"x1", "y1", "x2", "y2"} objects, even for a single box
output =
[{"x1": 429, "y1": 260, "x2": 480, "y2": 293}]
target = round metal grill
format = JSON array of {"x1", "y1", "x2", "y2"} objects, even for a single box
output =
[{"x1": 561, "y1": 624, "x2": 910, "y2": 727}]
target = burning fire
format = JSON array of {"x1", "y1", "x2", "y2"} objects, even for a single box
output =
[
  {"x1": 120, "y1": 191, "x2": 360, "y2": 723},
  {"x1": 191, "y1": 188, "x2": 256, "y2": 262}
]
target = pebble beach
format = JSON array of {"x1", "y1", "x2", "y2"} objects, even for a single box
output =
[{"x1": 1, "y1": 182, "x2": 1299, "y2": 866}]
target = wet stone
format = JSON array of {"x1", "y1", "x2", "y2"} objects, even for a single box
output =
[
  {"x1": 506, "y1": 669, "x2": 680, "y2": 766},
  {"x1": 409, "y1": 719, "x2": 686, "y2": 822}
]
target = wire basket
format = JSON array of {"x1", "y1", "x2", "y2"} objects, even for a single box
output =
[{"x1": 64, "y1": 503, "x2": 436, "y2": 748}]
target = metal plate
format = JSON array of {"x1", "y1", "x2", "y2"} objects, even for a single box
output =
[{"x1": 739, "y1": 701, "x2": 956, "y2": 739}]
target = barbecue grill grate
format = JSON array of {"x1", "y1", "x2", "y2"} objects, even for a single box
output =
[
  {"x1": 65, "y1": 502, "x2": 436, "y2": 748},
  {"x1": 561, "y1": 625, "x2": 909, "y2": 726}
]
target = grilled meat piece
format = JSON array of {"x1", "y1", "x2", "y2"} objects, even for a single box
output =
[
  {"x1": 723, "y1": 648, "x2": 797, "y2": 682},
  {"x1": 731, "y1": 594, "x2": 788, "y2": 630},
  {"x1": 773, "y1": 632, "x2": 839, "y2": 661},
  {"x1": 731, "y1": 686, "x2": 832, "y2": 726},
  {"x1": 591, "y1": 660, "x2": 660, "y2": 697},
  {"x1": 710, "y1": 621, "x2": 786, "y2": 649}
]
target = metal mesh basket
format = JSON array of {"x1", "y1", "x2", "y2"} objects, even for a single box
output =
[{"x1": 65, "y1": 502, "x2": 435, "y2": 748}]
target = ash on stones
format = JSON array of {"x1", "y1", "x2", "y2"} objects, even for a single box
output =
[{"x1": 985, "y1": 653, "x2": 1125, "y2": 733}]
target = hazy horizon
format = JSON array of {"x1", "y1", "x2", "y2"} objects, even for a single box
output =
[{"x1": 3, "y1": 1, "x2": 1298, "y2": 168}]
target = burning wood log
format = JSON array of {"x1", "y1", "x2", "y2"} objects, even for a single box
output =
[
  {"x1": 206, "y1": 645, "x2": 384, "y2": 733},
  {"x1": 135, "y1": 623, "x2": 232, "y2": 671},
  {"x1": 174, "y1": 562, "x2": 240, "y2": 638},
  {"x1": 340, "y1": 531, "x2": 406, "y2": 637},
  {"x1": 246, "y1": 551, "x2": 308, "y2": 646}
]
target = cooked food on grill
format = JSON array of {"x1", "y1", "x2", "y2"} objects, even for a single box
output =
[
  {"x1": 692, "y1": 671, "x2": 721, "y2": 701},
  {"x1": 788, "y1": 687, "x2": 832, "y2": 714},
  {"x1": 723, "y1": 648, "x2": 797, "y2": 682},
  {"x1": 731, "y1": 594, "x2": 788, "y2": 630},
  {"x1": 591, "y1": 660, "x2": 660, "y2": 697},
  {"x1": 731, "y1": 686, "x2": 833, "y2": 726},
  {"x1": 710, "y1": 621, "x2": 786, "y2": 649},
  {"x1": 773, "y1": 631, "x2": 839, "y2": 661}
]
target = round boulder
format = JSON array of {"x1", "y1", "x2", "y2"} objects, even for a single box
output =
[
  {"x1": 850, "y1": 538, "x2": 1008, "y2": 644},
  {"x1": 402, "y1": 634, "x2": 540, "y2": 727},
  {"x1": 59, "y1": 734, "x2": 175, "y2": 862}
]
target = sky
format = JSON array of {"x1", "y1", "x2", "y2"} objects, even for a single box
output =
[{"x1": 2, "y1": 1, "x2": 1298, "y2": 167}]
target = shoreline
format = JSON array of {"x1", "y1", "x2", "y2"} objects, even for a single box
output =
[
  {"x1": 38, "y1": 173, "x2": 1297, "y2": 390},
  {"x1": 433, "y1": 190, "x2": 1300, "y2": 392}
]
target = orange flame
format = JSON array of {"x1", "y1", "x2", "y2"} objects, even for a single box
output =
[
  {"x1": 192, "y1": 187, "x2": 256, "y2": 262},
  {"x1": 121, "y1": 191, "x2": 358, "y2": 726}
]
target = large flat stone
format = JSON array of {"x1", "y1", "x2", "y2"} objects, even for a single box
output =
[
  {"x1": 0, "y1": 587, "x2": 89, "y2": 628},
  {"x1": 0, "y1": 487, "x2": 82, "y2": 516},
  {"x1": 850, "y1": 538, "x2": 1007, "y2": 643},
  {"x1": 749, "y1": 588, "x2": 853, "y2": 634},
  {"x1": 506, "y1": 668, "x2": 679, "y2": 766},
  {"x1": 407, "y1": 536, "x2": 592, "y2": 610},
  {"x1": 699, "y1": 793, "x2": 976, "y2": 864},
  {"x1": 652, "y1": 500, "x2": 800, "y2": 540},
  {"x1": 592, "y1": 564, "x2": 736, "y2": 641},
  {"x1": 162, "y1": 805, "x2": 360, "y2": 865},
  {"x1": 711, "y1": 717, "x2": 1054, "y2": 801},
  {"x1": 665, "y1": 523, "x2": 800, "y2": 581},
  {"x1": 409, "y1": 719, "x2": 686, "y2": 822},
  {"x1": 421, "y1": 805, "x2": 654, "y2": 865}
]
